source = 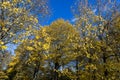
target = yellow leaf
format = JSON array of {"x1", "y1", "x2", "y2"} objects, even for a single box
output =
[
  {"x1": 45, "y1": 37, "x2": 51, "y2": 42},
  {"x1": 26, "y1": 46, "x2": 34, "y2": 51},
  {"x1": 86, "y1": 53, "x2": 90, "y2": 58},
  {"x1": 27, "y1": 0, "x2": 31, "y2": 3},
  {"x1": 1, "y1": 46, "x2": 7, "y2": 50},
  {"x1": 0, "y1": 41, "x2": 4, "y2": 45},
  {"x1": 43, "y1": 43, "x2": 49, "y2": 50},
  {"x1": 35, "y1": 35, "x2": 40, "y2": 39}
]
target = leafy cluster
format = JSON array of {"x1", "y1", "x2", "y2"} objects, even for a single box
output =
[
  {"x1": 7, "y1": 16, "x2": 120, "y2": 80},
  {"x1": 0, "y1": 0, "x2": 120, "y2": 80}
]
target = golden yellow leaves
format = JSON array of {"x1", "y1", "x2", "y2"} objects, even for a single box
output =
[
  {"x1": 7, "y1": 68, "x2": 13, "y2": 73},
  {"x1": 1, "y1": 1, "x2": 11, "y2": 9},
  {"x1": 13, "y1": 8, "x2": 19, "y2": 14},
  {"x1": 26, "y1": 46, "x2": 34, "y2": 51},
  {"x1": 45, "y1": 37, "x2": 51, "y2": 42},
  {"x1": 86, "y1": 53, "x2": 91, "y2": 58},
  {"x1": 61, "y1": 69, "x2": 77, "y2": 79},
  {"x1": 35, "y1": 35, "x2": 40, "y2": 40},
  {"x1": 29, "y1": 16, "x2": 38, "y2": 23},
  {"x1": 13, "y1": 0, "x2": 17, "y2": 3},
  {"x1": 43, "y1": 43, "x2": 50, "y2": 50},
  {"x1": 1, "y1": 46, "x2": 7, "y2": 50},
  {"x1": 106, "y1": 47, "x2": 112, "y2": 52},
  {"x1": 2, "y1": 27, "x2": 8, "y2": 32},
  {"x1": 19, "y1": 23, "x2": 24, "y2": 28},
  {"x1": 41, "y1": 27, "x2": 48, "y2": 36},
  {"x1": 0, "y1": 40, "x2": 7, "y2": 50},
  {"x1": 27, "y1": 0, "x2": 31, "y2": 3},
  {"x1": 85, "y1": 64, "x2": 97, "y2": 70},
  {"x1": 0, "y1": 20, "x2": 5, "y2": 28},
  {"x1": 34, "y1": 18, "x2": 38, "y2": 23},
  {"x1": 0, "y1": 40, "x2": 4, "y2": 45},
  {"x1": 38, "y1": 42, "x2": 41, "y2": 46},
  {"x1": 31, "y1": 57, "x2": 37, "y2": 61},
  {"x1": 0, "y1": 71, "x2": 8, "y2": 79},
  {"x1": 8, "y1": 61, "x2": 17, "y2": 67}
]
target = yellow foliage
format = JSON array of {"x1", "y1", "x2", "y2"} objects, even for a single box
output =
[
  {"x1": 26, "y1": 46, "x2": 34, "y2": 51},
  {"x1": 43, "y1": 43, "x2": 50, "y2": 50},
  {"x1": 0, "y1": 40, "x2": 4, "y2": 45},
  {"x1": 45, "y1": 37, "x2": 51, "y2": 42},
  {"x1": 2, "y1": 1, "x2": 11, "y2": 8},
  {"x1": 9, "y1": 62, "x2": 16, "y2": 67},
  {"x1": 7, "y1": 68, "x2": 13, "y2": 73},
  {"x1": 35, "y1": 35, "x2": 40, "y2": 39},
  {"x1": 1, "y1": 45, "x2": 7, "y2": 50},
  {"x1": 13, "y1": 8, "x2": 19, "y2": 13},
  {"x1": 27, "y1": 0, "x2": 31, "y2": 3}
]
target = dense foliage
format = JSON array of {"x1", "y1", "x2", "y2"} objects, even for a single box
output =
[{"x1": 0, "y1": 0, "x2": 120, "y2": 80}]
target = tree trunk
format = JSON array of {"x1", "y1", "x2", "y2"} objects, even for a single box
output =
[
  {"x1": 76, "y1": 58, "x2": 79, "y2": 80},
  {"x1": 54, "y1": 62, "x2": 59, "y2": 80},
  {"x1": 33, "y1": 61, "x2": 40, "y2": 80},
  {"x1": 103, "y1": 50, "x2": 108, "y2": 80}
]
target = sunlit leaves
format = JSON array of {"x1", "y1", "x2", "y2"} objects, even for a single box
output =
[
  {"x1": 26, "y1": 46, "x2": 34, "y2": 51},
  {"x1": 43, "y1": 43, "x2": 50, "y2": 50},
  {"x1": 6, "y1": 15, "x2": 120, "y2": 80},
  {"x1": 1, "y1": 1, "x2": 11, "y2": 9},
  {"x1": 0, "y1": 40, "x2": 7, "y2": 50},
  {"x1": 0, "y1": 71, "x2": 8, "y2": 80},
  {"x1": 6, "y1": 19, "x2": 81, "y2": 80},
  {"x1": 1, "y1": 0, "x2": 119, "y2": 79},
  {"x1": 73, "y1": 1, "x2": 120, "y2": 79}
]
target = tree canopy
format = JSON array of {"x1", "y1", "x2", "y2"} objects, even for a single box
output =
[{"x1": 0, "y1": 0, "x2": 120, "y2": 80}]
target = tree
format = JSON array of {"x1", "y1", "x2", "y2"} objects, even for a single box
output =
[
  {"x1": 43, "y1": 19, "x2": 80, "y2": 80},
  {"x1": 73, "y1": 0, "x2": 120, "y2": 79},
  {"x1": 0, "y1": 0, "x2": 49, "y2": 79},
  {"x1": 0, "y1": 50, "x2": 11, "y2": 80},
  {"x1": 0, "y1": 0, "x2": 49, "y2": 44},
  {"x1": 2, "y1": 0, "x2": 120, "y2": 80},
  {"x1": 7, "y1": 19, "x2": 80, "y2": 80},
  {"x1": 104, "y1": 15, "x2": 120, "y2": 80},
  {"x1": 0, "y1": 0, "x2": 49, "y2": 49}
]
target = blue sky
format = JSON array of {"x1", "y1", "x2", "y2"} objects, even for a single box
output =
[
  {"x1": 7, "y1": 0, "x2": 77, "y2": 54},
  {"x1": 7, "y1": 0, "x2": 120, "y2": 54},
  {"x1": 41, "y1": 0, "x2": 77, "y2": 25}
]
